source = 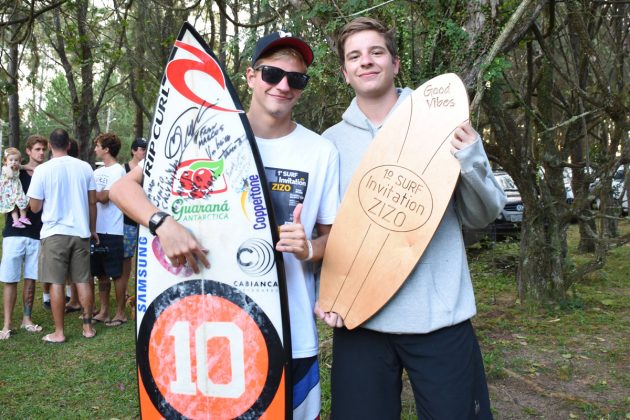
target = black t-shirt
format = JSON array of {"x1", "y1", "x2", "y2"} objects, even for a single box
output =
[
  {"x1": 123, "y1": 162, "x2": 138, "y2": 227},
  {"x1": 3, "y1": 169, "x2": 43, "y2": 240}
]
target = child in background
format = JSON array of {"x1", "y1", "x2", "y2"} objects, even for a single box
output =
[{"x1": 0, "y1": 148, "x2": 31, "y2": 228}]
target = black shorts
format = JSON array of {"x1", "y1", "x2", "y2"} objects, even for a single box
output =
[
  {"x1": 90, "y1": 234, "x2": 124, "y2": 278},
  {"x1": 331, "y1": 320, "x2": 493, "y2": 419}
]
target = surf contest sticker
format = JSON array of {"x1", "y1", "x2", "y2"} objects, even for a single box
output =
[
  {"x1": 265, "y1": 167, "x2": 308, "y2": 225},
  {"x1": 137, "y1": 23, "x2": 290, "y2": 419}
]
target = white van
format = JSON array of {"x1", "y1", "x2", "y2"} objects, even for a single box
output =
[{"x1": 590, "y1": 165, "x2": 628, "y2": 216}]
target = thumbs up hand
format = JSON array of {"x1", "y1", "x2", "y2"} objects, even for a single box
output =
[
  {"x1": 276, "y1": 203, "x2": 310, "y2": 261},
  {"x1": 292, "y1": 202, "x2": 303, "y2": 225}
]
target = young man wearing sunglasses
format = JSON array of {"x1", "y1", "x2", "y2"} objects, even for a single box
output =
[
  {"x1": 315, "y1": 17, "x2": 504, "y2": 419},
  {"x1": 110, "y1": 31, "x2": 338, "y2": 419},
  {"x1": 244, "y1": 31, "x2": 339, "y2": 419}
]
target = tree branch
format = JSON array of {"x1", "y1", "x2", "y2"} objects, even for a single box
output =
[
  {"x1": 0, "y1": 0, "x2": 68, "y2": 28},
  {"x1": 471, "y1": 0, "x2": 545, "y2": 113},
  {"x1": 215, "y1": 0, "x2": 289, "y2": 29}
]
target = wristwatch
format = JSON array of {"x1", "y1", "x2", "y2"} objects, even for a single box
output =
[{"x1": 148, "y1": 211, "x2": 170, "y2": 236}]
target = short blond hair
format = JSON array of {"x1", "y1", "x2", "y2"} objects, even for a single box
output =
[
  {"x1": 3, "y1": 147, "x2": 22, "y2": 163},
  {"x1": 255, "y1": 47, "x2": 307, "y2": 68}
]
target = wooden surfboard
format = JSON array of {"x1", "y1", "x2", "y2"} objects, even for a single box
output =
[
  {"x1": 319, "y1": 73, "x2": 468, "y2": 329},
  {"x1": 135, "y1": 23, "x2": 291, "y2": 419}
]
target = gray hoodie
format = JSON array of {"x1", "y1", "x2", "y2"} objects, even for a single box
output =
[{"x1": 323, "y1": 87, "x2": 507, "y2": 333}]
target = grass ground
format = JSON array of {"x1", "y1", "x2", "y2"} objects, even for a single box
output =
[
  {"x1": 320, "y1": 221, "x2": 630, "y2": 419},
  {"x1": 0, "y1": 220, "x2": 628, "y2": 419}
]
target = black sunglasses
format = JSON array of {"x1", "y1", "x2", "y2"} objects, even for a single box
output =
[{"x1": 254, "y1": 65, "x2": 310, "y2": 90}]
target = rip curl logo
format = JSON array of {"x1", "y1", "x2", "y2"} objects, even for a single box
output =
[
  {"x1": 167, "y1": 41, "x2": 242, "y2": 113},
  {"x1": 278, "y1": 30, "x2": 292, "y2": 38},
  {"x1": 173, "y1": 158, "x2": 228, "y2": 199}
]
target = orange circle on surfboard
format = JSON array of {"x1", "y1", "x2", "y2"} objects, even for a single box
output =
[
  {"x1": 137, "y1": 279, "x2": 285, "y2": 419},
  {"x1": 148, "y1": 294, "x2": 268, "y2": 418}
]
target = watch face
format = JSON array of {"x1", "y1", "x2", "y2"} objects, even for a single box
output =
[{"x1": 150, "y1": 212, "x2": 168, "y2": 234}]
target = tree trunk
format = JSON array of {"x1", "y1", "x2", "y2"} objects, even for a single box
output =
[
  {"x1": 517, "y1": 48, "x2": 568, "y2": 301},
  {"x1": 7, "y1": 30, "x2": 20, "y2": 148},
  {"x1": 218, "y1": 3, "x2": 227, "y2": 65},
  {"x1": 133, "y1": 0, "x2": 147, "y2": 139},
  {"x1": 75, "y1": 0, "x2": 94, "y2": 162},
  {"x1": 517, "y1": 208, "x2": 567, "y2": 301}
]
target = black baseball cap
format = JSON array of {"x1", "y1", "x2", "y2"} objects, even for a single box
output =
[
  {"x1": 131, "y1": 138, "x2": 147, "y2": 149},
  {"x1": 251, "y1": 30, "x2": 314, "y2": 67}
]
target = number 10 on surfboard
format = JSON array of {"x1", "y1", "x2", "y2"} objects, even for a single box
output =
[{"x1": 135, "y1": 23, "x2": 292, "y2": 419}]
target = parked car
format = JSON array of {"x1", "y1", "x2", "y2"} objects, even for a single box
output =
[
  {"x1": 539, "y1": 166, "x2": 574, "y2": 204},
  {"x1": 563, "y1": 167, "x2": 574, "y2": 204},
  {"x1": 463, "y1": 171, "x2": 524, "y2": 246},
  {"x1": 589, "y1": 165, "x2": 628, "y2": 216}
]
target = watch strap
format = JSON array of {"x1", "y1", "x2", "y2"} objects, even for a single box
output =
[{"x1": 149, "y1": 211, "x2": 170, "y2": 235}]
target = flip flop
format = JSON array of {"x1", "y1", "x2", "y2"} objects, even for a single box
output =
[
  {"x1": 77, "y1": 310, "x2": 98, "y2": 320},
  {"x1": 65, "y1": 305, "x2": 82, "y2": 313},
  {"x1": 42, "y1": 333, "x2": 65, "y2": 344},
  {"x1": 0, "y1": 330, "x2": 10, "y2": 340},
  {"x1": 105, "y1": 319, "x2": 127, "y2": 327},
  {"x1": 82, "y1": 329, "x2": 97, "y2": 339},
  {"x1": 20, "y1": 324, "x2": 43, "y2": 333},
  {"x1": 91, "y1": 317, "x2": 110, "y2": 324}
]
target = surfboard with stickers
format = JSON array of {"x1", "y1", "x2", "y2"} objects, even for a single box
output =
[
  {"x1": 319, "y1": 73, "x2": 468, "y2": 330},
  {"x1": 135, "y1": 23, "x2": 291, "y2": 419}
]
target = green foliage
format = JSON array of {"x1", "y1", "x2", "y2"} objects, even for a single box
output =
[
  {"x1": 482, "y1": 56, "x2": 511, "y2": 82},
  {"x1": 25, "y1": 73, "x2": 73, "y2": 135},
  {"x1": 25, "y1": 70, "x2": 136, "y2": 148},
  {"x1": 557, "y1": 295, "x2": 585, "y2": 311},
  {"x1": 0, "y1": 79, "x2": 16, "y2": 97}
]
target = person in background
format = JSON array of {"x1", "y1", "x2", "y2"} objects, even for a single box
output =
[
  {"x1": 0, "y1": 136, "x2": 48, "y2": 339},
  {"x1": 119, "y1": 137, "x2": 146, "y2": 316},
  {"x1": 0, "y1": 147, "x2": 31, "y2": 228},
  {"x1": 90, "y1": 133, "x2": 128, "y2": 327},
  {"x1": 28, "y1": 128, "x2": 97, "y2": 342},
  {"x1": 42, "y1": 140, "x2": 80, "y2": 309},
  {"x1": 64, "y1": 139, "x2": 84, "y2": 313}
]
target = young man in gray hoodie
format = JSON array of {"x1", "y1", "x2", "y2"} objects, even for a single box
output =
[{"x1": 315, "y1": 17, "x2": 506, "y2": 419}]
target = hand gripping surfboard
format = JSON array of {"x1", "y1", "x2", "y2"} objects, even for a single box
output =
[
  {"x1": 135, "y1": 23, "x2": 291, "y2": 419},
  {"x1": 319, "y1": 73, "x2": 468, "y2": 330}
]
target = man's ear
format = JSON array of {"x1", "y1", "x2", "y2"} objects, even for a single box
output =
[
  {"x1": 246, "y1": 67, "x2": 256, "y2": 89},
  {"x1": 393, "y1": 56, "x2": 401, "y2": 77},
  {"x1": 340, "y1": 65, "x2": 350, "y2": 84}
]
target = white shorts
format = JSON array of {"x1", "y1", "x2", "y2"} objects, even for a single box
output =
[{"x1": 0, "y1": 236, "x2": 40, "y2": 283}]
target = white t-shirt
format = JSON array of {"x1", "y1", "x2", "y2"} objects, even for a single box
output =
[
  {"x1": 94, "y1": 163, "x2": 126, "y2": 235},
  {"x1": 27, "y1": 155, "x2": 96, "y2": 239},
  {"x1": 256, "y1": 123, "x2": 339, "y2": 358}
]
